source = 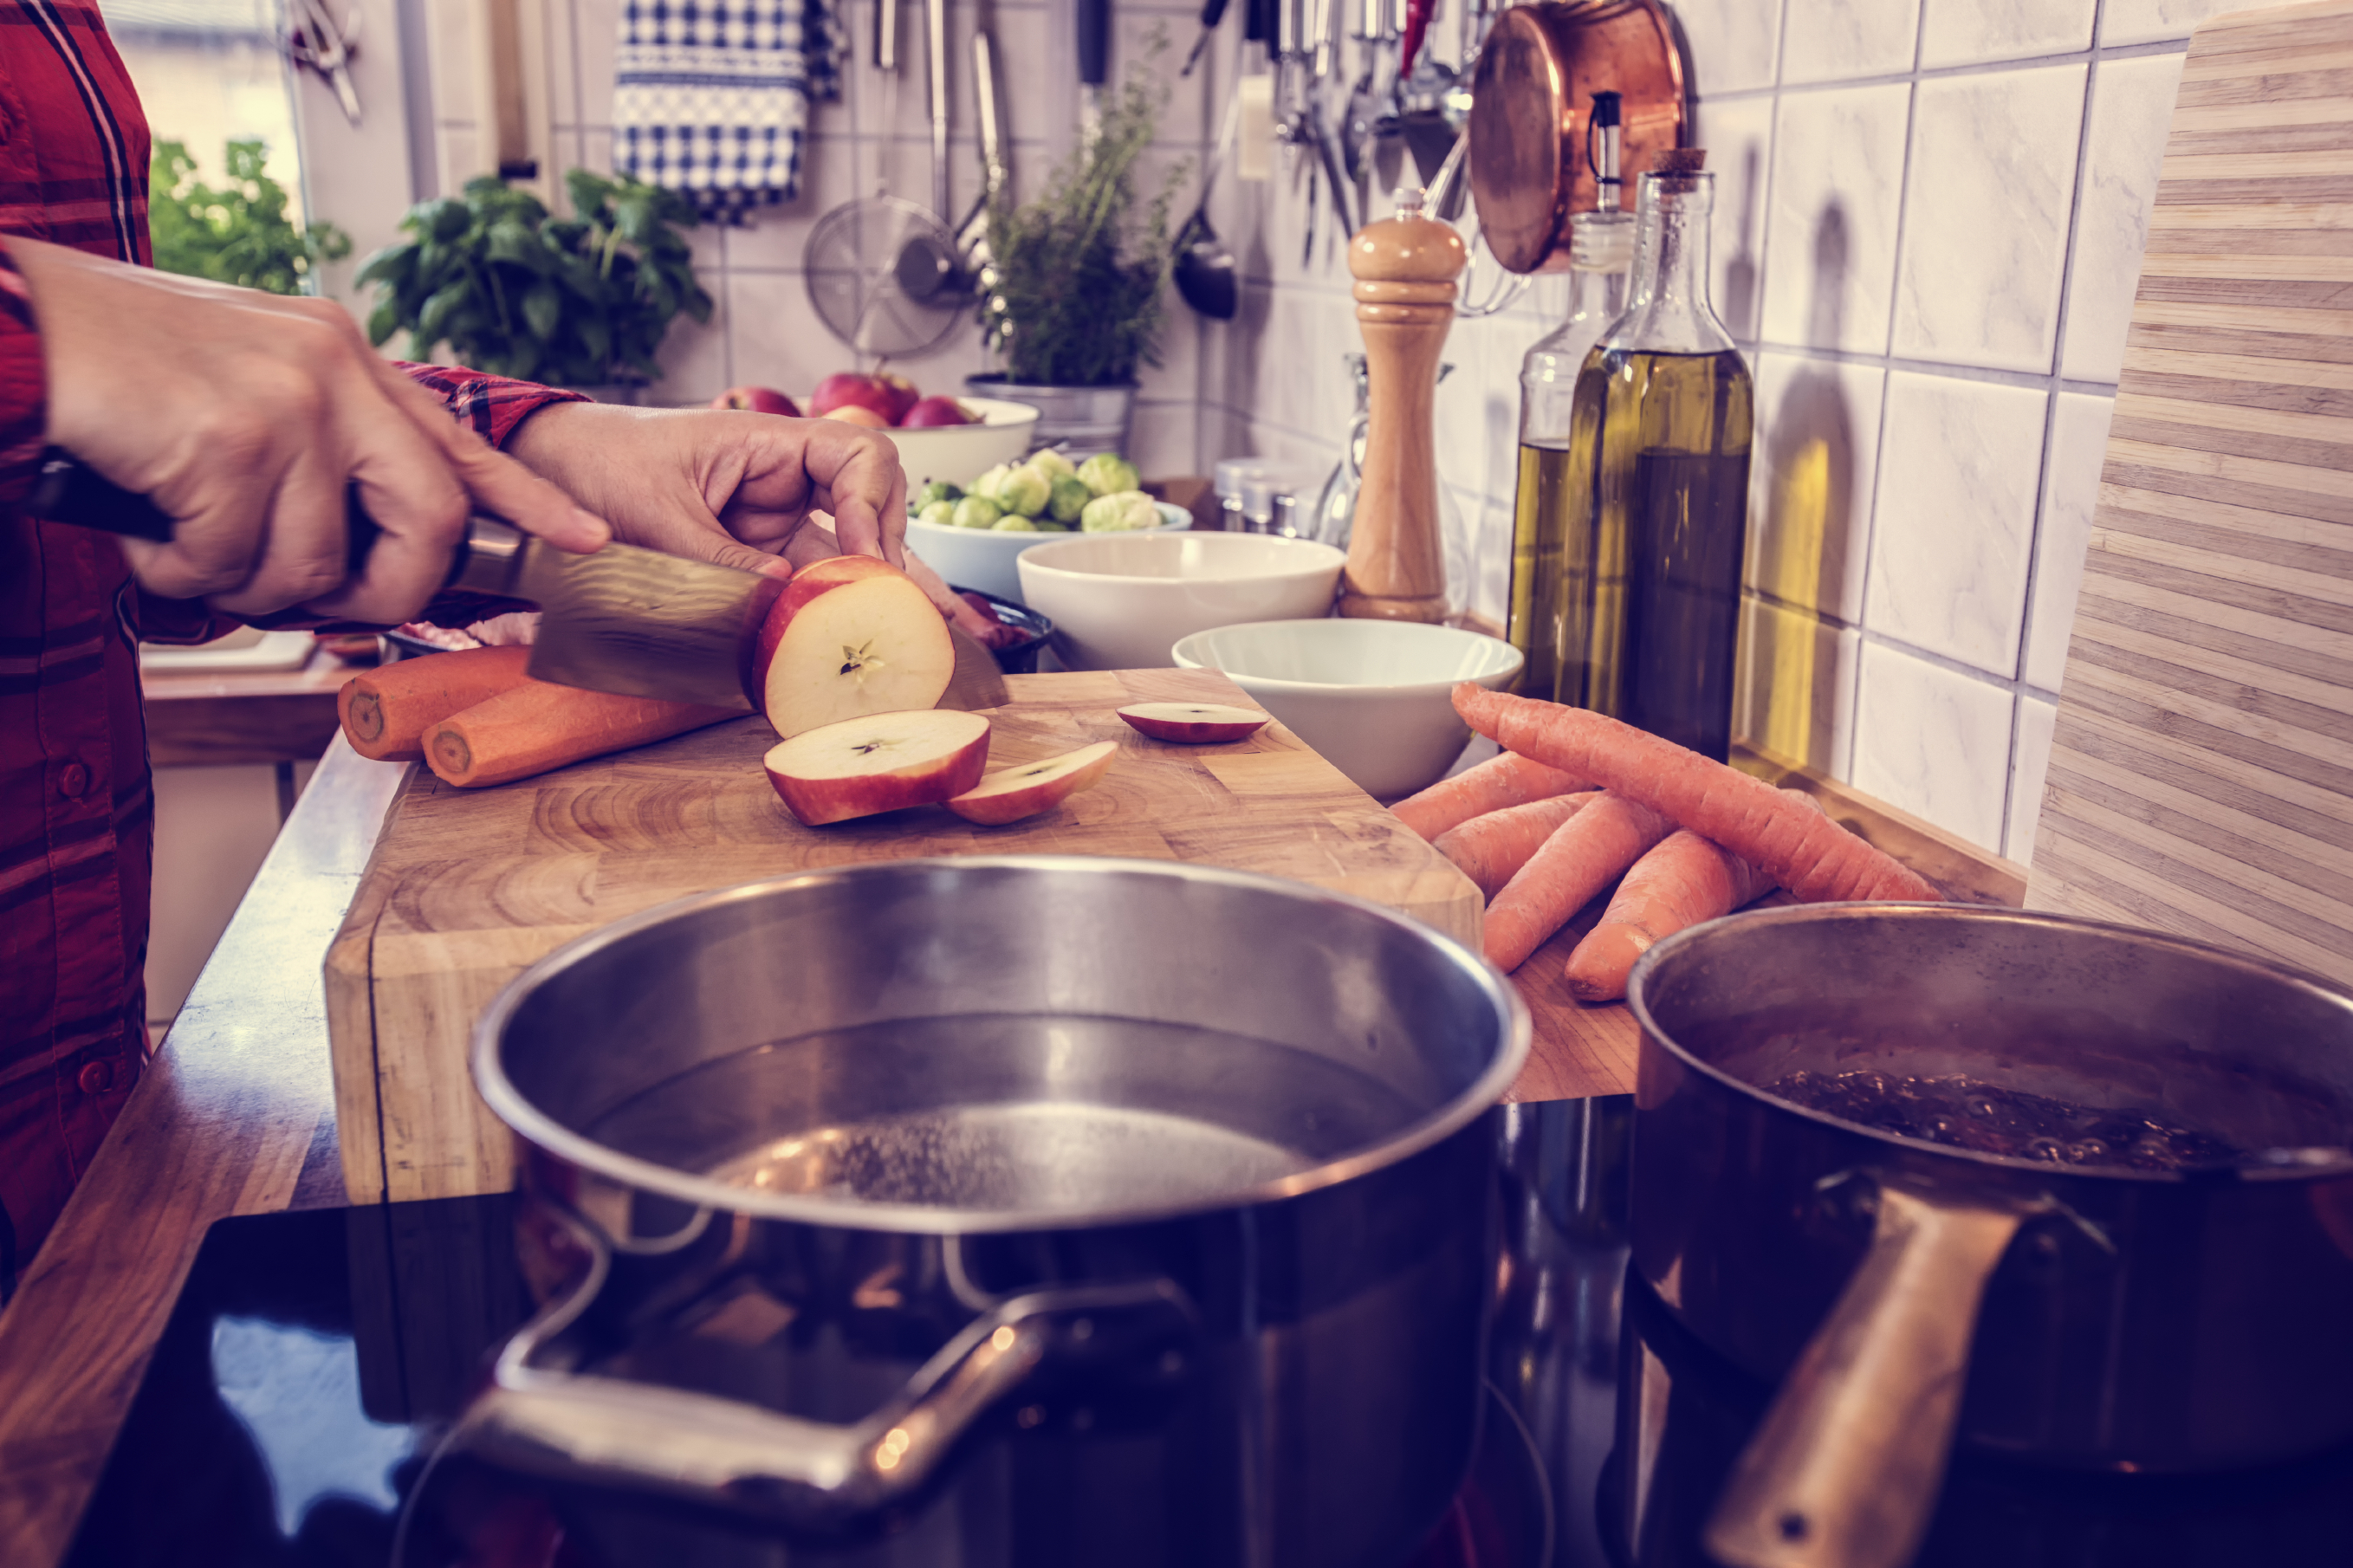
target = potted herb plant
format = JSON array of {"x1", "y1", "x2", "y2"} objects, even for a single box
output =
[
  {"x1": 971, "y1": 60, "x2": 1183, "y2": 455},
  {"x1": 357, "y1": 170, "x2": 710, "y2": 392}
]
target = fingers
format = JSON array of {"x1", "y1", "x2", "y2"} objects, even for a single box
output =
[
  {"x1": 775, "y1": 423, "x2": 907, "y2": 567},
  {"x1": 364, "y1": 360, "x2": 609, "y2": 554}
]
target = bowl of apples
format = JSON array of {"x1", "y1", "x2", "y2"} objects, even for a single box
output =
[{"x1": 714, "y1": 372, "x2": 1040, "y2": 492}]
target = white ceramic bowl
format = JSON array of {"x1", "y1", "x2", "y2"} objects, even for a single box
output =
[
  {"x1": 907, "y1": 502, "x2": 1192, "y2": 604},
  {"x1": 1017, "y1": 534, "x2": 1347, "y2": 671},
  {"x1": 1171, "y1": 619, "x2": 1525, "y2": 800},
  {"x1": 868, "y1": 396, "x2": 1040, "y2": 491}
]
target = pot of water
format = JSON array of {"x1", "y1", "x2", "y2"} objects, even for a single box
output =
[{"x1": 457, "y1": 857, "x2": 1529, "y2": 1566}]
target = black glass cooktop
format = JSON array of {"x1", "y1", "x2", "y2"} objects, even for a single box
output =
[{"x1": 62, "y1": 1099, "x2": 2353, "y2": 1567}]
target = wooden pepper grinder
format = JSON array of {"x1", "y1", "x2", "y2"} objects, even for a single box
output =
[{"x1": 1339, "y1": 189, "x2": 1468, "y2": 622}]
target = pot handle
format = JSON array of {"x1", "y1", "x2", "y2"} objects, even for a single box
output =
[
  {"x1": 1702, "y1": 1185, "x2": 2025, "y2": 1568},
  {"x1": 459, "y1": 1227, "x2": 1195, "y2": 1533}
]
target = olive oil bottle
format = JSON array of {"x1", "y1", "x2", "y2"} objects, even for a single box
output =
[{"x1": 1525, "y1": 151, "x2": 1753, "y2": 761}]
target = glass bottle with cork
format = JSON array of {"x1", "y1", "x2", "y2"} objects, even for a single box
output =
[
  {"x1": 1540, "y1": 146, "x2": 1753, "y2": 761},
  {"x1": 1507, "y1": 90, "x2": 1637, "y2": 701}
]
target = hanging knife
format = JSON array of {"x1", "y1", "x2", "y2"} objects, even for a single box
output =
[{"x1": 29, "y1": 452, "x2": 778, "y2": 712}]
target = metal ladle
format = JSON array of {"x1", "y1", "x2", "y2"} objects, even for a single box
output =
[{"x1": 1174, "y1": 84, "x2": 1244, "y2": 320}]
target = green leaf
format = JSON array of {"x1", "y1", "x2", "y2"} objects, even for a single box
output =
[
  {"x1": 522, "y1": 278, "x2": 563, "y2": 340},
  {"x1": 365, "y1": 295, "x2": 400, "y2": 347},
  {"x1": 429, "y1": 198, "x2": 471, "y2": 242},
  {"x1": 416, "y1": 279, "x2": 472, "y2": 345}
]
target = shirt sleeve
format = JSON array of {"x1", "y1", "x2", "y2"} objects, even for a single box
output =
[
  {"x1": 0, "y1": 246, "x2": 49, "y2": 508},
  {"x1": 396, "y1": 361, "x2": 589, "y2": 450}
]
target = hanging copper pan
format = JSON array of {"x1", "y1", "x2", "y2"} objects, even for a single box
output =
[{"x1": 1467, "y1": 0, "x2": 1686, "y2": 275}]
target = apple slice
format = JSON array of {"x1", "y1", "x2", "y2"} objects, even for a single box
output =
[
  {"x1": 764, "y1": 709, "x2": 992, "y2": 826},
  {"x1": 754, "y1": 557, "x2": 956, "y2": 737},
  {"x1": 945, "y1": 742, "x2": 1118, "y2": 826},
  {"x1": 1117, "y1": 702, "x2": 1272, "y2": 744}
]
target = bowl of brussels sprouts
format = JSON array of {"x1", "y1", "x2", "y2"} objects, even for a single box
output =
[{"x1": 903, "y1": 448, "x2": 1189, "y2": 603}]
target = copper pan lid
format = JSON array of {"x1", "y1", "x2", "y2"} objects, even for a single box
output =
[{"x1": 1468, "y1": 0, "x2": 1687, "y2": 275}]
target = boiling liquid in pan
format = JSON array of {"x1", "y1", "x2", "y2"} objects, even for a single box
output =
[
  {"x1": 1760, "y1": 1069, "x2": 2247, "y2": 1173},
  {"x1": 587, "y1": 1014, "x2": 1423, "y2": 1214}
]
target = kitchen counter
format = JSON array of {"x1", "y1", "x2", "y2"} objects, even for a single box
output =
[{"x1": 0, "y1": 730, "x2": 2017, "y2": 1564}]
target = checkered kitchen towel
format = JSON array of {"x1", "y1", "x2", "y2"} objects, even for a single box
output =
[{"x1": 613, "y1": 0, "x2": 842, "y2": 224}]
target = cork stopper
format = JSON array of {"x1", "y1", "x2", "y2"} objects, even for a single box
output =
[
  {"x1": 1654, "y1": 147, "x2": 1708, "y2": 175},
  {"x1": 1349, "y1": 188, "x2": 1468, "y2": 286}
]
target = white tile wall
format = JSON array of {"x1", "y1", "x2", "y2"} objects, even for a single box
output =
[{"x1": 1891, "y1": 64, "x2": 2085, "y2": 373}]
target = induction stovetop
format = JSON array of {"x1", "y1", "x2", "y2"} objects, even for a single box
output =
[{"x1": 62, "y1": 1098, "x2": 2353, "y2": 1567}]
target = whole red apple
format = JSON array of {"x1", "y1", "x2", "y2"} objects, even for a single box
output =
[
  {"x1": 875, "y1": 371, "x2": 920, "y2": 424},
  {"x1": 809, "y1": 372, "x2": 896, "y2": 420},
  {"x1": 900, "y1": 396, "x2": 975, "y2": 428},
  {"x1": 823, "y1": 405, "x2": 891, "y2": 429},
  {"x1": 710, "y1": 386, "x2": 801, "y2": 417}
]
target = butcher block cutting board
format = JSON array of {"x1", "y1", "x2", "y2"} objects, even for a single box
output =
[
  {"x1": 324, "y1": 668, "x2": 1483, "y2": 1204},
  {"x1": 2028, "y1": 0, "x2": 2353, "y2": 987}
]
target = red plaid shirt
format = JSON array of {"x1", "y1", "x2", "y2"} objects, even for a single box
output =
[{"x1": 0, "y1": 1, "x2": 580, "y2": 1291}]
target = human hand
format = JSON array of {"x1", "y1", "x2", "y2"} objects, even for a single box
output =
[
  {"x1": 502, "y1": 403, "x2": 908, "y2": 577},
  {"x1": 8, "y1": 238, "x2": 607, "y2": 621}
]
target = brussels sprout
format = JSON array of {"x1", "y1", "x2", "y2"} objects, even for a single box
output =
[
  {"x1": 1033, "y1": 521, "x2": 1073, "y2": 532},
  {"x1": 969, "y1": 463, "x2": 1014, "y2": 502},
  {"x1": 995, "y1": 465, "x2": 1052, "y2": 518},
  {"x1": 1029, "y1": 448, "x2": 1077, "y2": 480},
  {"x1": 990, "y1": 515, "x2": 1040, "y2": 532},
  {"x1": 1047, "y1": 474, "x2": 1091, "y2": 523},
  {"x1": 1076, "y1": 452, "x2": 1140, "y2": 498},
  {"x1": 951, "y1": 495, "x2": 1003, "y2": 529},
  {"x1": 915, "y1": 480, "x2": 963, "y2": 509},
  {"x1": 917, "y1": 499, "x2": 957, "y2": 528},
  {"x1": 1079, "y1": 489, "x2": 1162, "y2": 533}
]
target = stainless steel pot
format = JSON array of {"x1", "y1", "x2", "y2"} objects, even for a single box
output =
[
  {"x1": 1625, "y1": 904, "x2": 2353, "y2": 1568},
  {"x1": 459, "y1": 857, "x2": 1529, "y2": 1565}
]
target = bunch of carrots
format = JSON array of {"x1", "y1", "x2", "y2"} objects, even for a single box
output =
[
  {"x1": 336, "y1": 646, "x2": 736, "y2": 787},
  {"x1": 1397, "y1": 686, "x2": 1941, "y2": 1000}
]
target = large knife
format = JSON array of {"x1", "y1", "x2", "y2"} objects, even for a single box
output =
[{"x1": 38, "y1": 452, "x2": 1007, "y2": 716}]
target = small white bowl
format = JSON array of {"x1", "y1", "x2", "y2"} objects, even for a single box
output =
[
  {"x1": 1017, "y1": 534, "x2": 1346, "y2": 671},
  {"x1": 907, "y1": 502, "x2": 1191, "y2": 604},
  {"x1": 1171, "y1": 619, "x2": 1525, "y2": 800},
  {"x1": 871, "y1": 396, "x2": 1040, "y2": 491}
]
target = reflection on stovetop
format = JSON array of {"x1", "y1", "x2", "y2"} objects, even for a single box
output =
[{"x1": 63, "y1": 1098, "x2": 2353, "y2": 1567}]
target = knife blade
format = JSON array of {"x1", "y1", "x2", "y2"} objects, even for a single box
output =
[{"x1": 27, "y1": 450, "x2": 779, "y2": 712}]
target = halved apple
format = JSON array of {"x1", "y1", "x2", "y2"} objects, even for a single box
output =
[
  {"x1": 1117, "y1": 702, "x2": 1271, "y2": 744},
  {"x1": 754, "y1": 556, "x2": 956, "y2": 737},
  {"x1": 763, "y1": 709, "x2": 992, "y2": 826},
  {"x1": 944, "y1": 742, "x2": 1118, "y2": 826}
]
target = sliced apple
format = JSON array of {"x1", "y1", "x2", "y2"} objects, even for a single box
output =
[
  {"x1": 1117, "y1": 702, "x2": 1272, "y2": 744},
  {"x1": 764, "y1": 709, "x2": 992, "y2": 826},
  {"x1": 754, "y1": 556, "x2": 956, "y2": 737},
  {"x1": 945, "y1": 742, "x2": 1118, "y2": 826}
]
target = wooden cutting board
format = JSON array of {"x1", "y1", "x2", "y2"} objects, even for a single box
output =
[
  {"x1": 324, "y1": 668, "x2": 1483, "y2": 1204},
  {"x1": 2027, "y1": 0, "x2": 2353, "y2": 986}
]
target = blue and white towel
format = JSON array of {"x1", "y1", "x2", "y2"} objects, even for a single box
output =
[{"x1": 613, "y1": 0, "x2": 842, "y2": 224}]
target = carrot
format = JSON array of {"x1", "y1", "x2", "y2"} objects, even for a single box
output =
[
  {"x1": 1481, "y1": 790, "x2": 1674, "y2": 973},
  {"x1": 1453, "y1": 685, "x2": 1940, "y2": 904},
  {"x1": 1434, "y1": 792, "x2": 1598, "y2": 899},
  {"x1": 1564, "y1": 830, "x2": 1774, "y2": 1001},
  {"x1": 338, "y1": 645, "x2": 533, "y2": 762},
  {"x1": 1391, "y1": 749, "x2": 1592, "y2": 840},
  {"x1": 423, "y1": 681, "x2": 738, "y2": 788}
]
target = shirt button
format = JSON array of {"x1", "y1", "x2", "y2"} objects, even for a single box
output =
[
  {"x1": 77, "y1": 1059, "x2": 115, "y2": 1095},
  {"x1": 58, "y1": 761, "x2": 90, "y2": 799}
]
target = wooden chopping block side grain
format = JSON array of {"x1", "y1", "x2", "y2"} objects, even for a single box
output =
[{"x1": 325, "y1": 670, "x2": 1486, "y2": 1204}]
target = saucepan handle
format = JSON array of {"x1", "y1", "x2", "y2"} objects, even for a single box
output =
[
  {"x1": 459, "y1": 1215, "x2": 1196, "y2": 1533},
  {"x1": 1702, "y1": 1185, "x2": 2025, "y2": 1568}
]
